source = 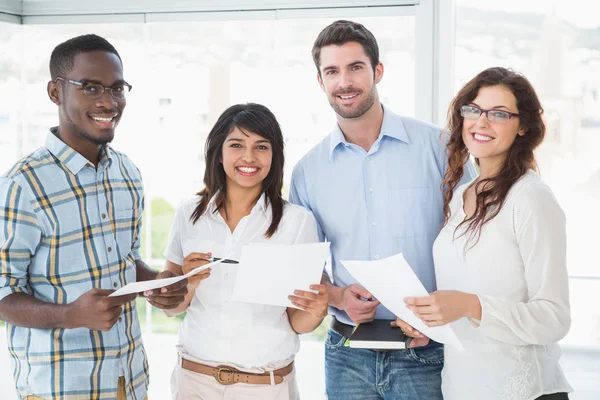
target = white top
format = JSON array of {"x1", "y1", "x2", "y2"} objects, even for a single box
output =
[
  {"x1": 164, "y1": 194, "x2": 319, "y2": 369},
  {"x1": 433, "y1": 170, "x2": 573, "y2": 400}
]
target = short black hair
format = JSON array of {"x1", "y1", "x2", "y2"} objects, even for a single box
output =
[
  {"x1": 312, "y1": 20, "x2": 379, "y2": 75},
  {"x1": 49, "y1": 34, "x2": 122, "y2": 80}
]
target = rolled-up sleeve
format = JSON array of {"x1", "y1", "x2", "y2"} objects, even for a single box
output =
[{"x1": 0, "y1": 178, "x2": 42, "y2": 301}]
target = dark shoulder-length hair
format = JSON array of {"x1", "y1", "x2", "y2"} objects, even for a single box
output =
[
  {"x1": 442, "y1": 67, "x2": 545, "y2": 244},
  {"x1": 190, "y1": 103, "x2": 285, "y2": 238}
]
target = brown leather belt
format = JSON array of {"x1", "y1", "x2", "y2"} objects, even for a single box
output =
[{"x1": 181, "y1": 358, "x2": 294, "y2": 385}]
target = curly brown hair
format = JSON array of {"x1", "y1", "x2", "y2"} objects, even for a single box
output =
[{"x1": 442, "y1": 67, "x2": 545, "y2": 245}]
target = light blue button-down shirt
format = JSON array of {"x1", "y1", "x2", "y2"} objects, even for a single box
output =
[{"x1": 290, "y1": 105, "x2": 477, "y2": 325}]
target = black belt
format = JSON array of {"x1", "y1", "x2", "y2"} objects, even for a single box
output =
[{"x1": 330, "y1": 316, "x2": 355, "y2": 338}]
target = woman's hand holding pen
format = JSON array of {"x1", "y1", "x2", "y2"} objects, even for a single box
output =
[
  {"x1": 288, "y1": 284, "x2": 329, "y2": 318},
  {"x1": 182, "y1": 252, "x2": 212, "y2": 289}
]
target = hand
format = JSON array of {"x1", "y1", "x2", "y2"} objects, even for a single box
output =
[
  {"x1": 405, "y1": 290, "x2": 480, "y2": 327},
  {"x1": 288, "y1": 284, "x2": 329, "y2": 318},
  {"x1": 390, "y1": 318, "x2": 430, "y2": 348},
  {"x1": 66, "y1": 288, "x2": 137, "y2": 331},
  {"x1": 340, "y1": 284, "x2": 380, "y2": 324},
  {"x1": 144, "y1": 270, "x2": 189, "y2": 310},
  {"x1": 181, "y1": 252, "x2": 212, "y2": 289}
]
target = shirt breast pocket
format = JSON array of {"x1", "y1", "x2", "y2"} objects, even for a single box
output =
[{"x1": 387, "y1": 187, "x2": 434, "y2": 238}]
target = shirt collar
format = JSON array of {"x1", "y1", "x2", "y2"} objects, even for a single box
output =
[
  {"x1": 328, "y1": 104, "x2": 411, "y2": 160},
  {"x1": 205, "y1": 192, "x2": 271, "y2": 219},
  {"x1": 45, "y1": 127, "x2": 112, "y2": 174}
]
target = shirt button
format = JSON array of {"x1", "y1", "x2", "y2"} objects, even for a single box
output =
[
  {"x1": 372, "y1": 221, "x2": 377, "y2": 226},
  {"x1": 369, "y1": 188, "x2": 374, "y2": 193},
  {"x1": 101, "y1": 213, "x2": 106, "y2": 219},
  {"x1": 108, "y1": 247, "x2": 112, "y2": 252},
  {"x1": 375, "y1": 255, "x2": 380, "y2": 260},
  {"x1": 118, "y1": 317, "x2": 122, "y2": 322},
  {"x1": 113, "y1": 282, "x2": 118, "y2": 288},
  {"x1": 116, "y1": 351, "x2": 121, "y2": 357}
]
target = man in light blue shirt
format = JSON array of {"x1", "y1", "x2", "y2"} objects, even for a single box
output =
[{"x1": 290, "y1": 20, "x2": 477, "y2": 400}]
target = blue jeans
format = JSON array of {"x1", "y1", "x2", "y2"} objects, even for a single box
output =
[{"x1": 325, "y1": 329, "x2": 443, "y2": 400}]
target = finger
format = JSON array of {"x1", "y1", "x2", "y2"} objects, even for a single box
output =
[
  {"x1": 147, "y1": 294, "x2": 185, "y2": 306},
  {"x1": 91, "y1": 288, "x2": 116, "y2": 297},
  {"x1": 146, "y1": 297, "x2": 175, "y2": 310},
  {"x1": 108, "y1": 293, "x2": 138, "y2": 306},
  {"x1": 183, "y1": 260, "x2": 212, "y2": 272},
  {"x1": 288, "y1": 295, "x2": 313, "y2": 309},
  {"x1": 404, "y1": 296, "x2": 433, "y2": 307},
  {"x1": 424, "y1": 320, "x2": 445, "y2": 327},
  {"x1": 153, "y1": 287, "x2": 188, "y2": 298},
  {"x1": 188, "y1": 272, "x2": 210, "y2": 283},
  {"x1": 292, "y1": 290, "x2": 318, "y2": 301},
  {"x1": 289, "y1": 300, "x2": 326, "y2": 317},
  {"x1": 353, "y1": 314, "x2": 376, "y2": 324},
  {"x1": 184, "y1": 252, "x2": 212, "y2": 261},
  {"x1": 160, "y1": 279, "x2": 188, "y2": 294},
  {"x1": 309, "y1": 284, "x2": 327, "y2": 295},
  {"x1": 408, "y1": 336, "x2": 430, "y2": 348},
  {"x1": 146, "y1": 296, "x2": 183, "y2": 309},
  {"x1": 354, "y1": 299, "x2": 380, "y2": 312},
  {"x1": 391, "y1": 318, "x2": 413, "y2": 332},
  {"x1": 416, "y1": 313, "x2": 442, "y2": 324},
  {"x1": 407, "y1": 305, "x2": 437, "y2": 315},
  {"x1": 348, "y1": 284, "x2": 373, "y2": 299}
]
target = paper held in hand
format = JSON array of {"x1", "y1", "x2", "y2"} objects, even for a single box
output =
[
  {"x1": 108, "y1": 252, "x2": 234, "y2": 297},
  {"x1": 341, "y1": 253, "x2": 464, "y2": 350},
  {"x1": 230, "y1": 242, "x2": 330, "y2": 308}
]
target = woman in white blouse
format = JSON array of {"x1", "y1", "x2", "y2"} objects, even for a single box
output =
[
  {"x1": 157, "y1": 103, "x2": 328, "y2": 399},
  {"x1": 397, "y1": 67, "x2": 573, "y2": 400}
]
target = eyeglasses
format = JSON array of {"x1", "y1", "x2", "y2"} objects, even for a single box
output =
[
  {"x1": 460, "y1": 105, "x2": 519, "y2": 124},
  {"x1": 54, "y1": 77, "x2": 132, "y2": 99}
]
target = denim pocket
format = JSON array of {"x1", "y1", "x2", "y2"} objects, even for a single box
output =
[
  {"x1": 325, "y1": 329, "x2": 347, "y2": 350},
  {"x1": 408, "y1": 341, "x2": 444, "y2": 365}
]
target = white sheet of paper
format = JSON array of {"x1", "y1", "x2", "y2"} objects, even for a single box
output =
[
  {"x1": 109, "y1": 253, "x2": 234, "y2": 297},
  {"x1": 341, "y1": 253, "x2": 464, "y2": 350},
  {"x1": 230, "y1": 242, "x2": 330, "y2": 308}
]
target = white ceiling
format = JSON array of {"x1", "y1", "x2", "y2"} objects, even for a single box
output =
[{"x1": 1, "y1": 0, "x2": 419, "y2": 21}]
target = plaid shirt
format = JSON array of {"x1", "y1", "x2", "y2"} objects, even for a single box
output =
[{"x1": 0, "y1": 129, "x2": 149, "y2": 400}]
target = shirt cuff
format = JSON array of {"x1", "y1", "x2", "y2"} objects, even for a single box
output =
[{"x1": 468, "y1": 294, "x2": 486, "y2": 329}]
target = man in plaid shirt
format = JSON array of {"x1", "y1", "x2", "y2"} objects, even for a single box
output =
[{"x1": 0, "y1": 34, "x2": 188, "y2": 400}]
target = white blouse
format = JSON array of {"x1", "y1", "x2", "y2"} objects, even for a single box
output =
[
  {"x1": 164, "y1": 194, "x2": 319, "y2": 369},
  {"x1": 433, "y1": 170, "x2": 573, "y2": 400}
]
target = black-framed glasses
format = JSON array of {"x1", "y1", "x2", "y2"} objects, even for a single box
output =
[
  {"x1": 460, "y1": 105, "x2": 519, "y2": 124},
  {"x1": 54, "y1": 77, "x2": 132, "y2": 99}
]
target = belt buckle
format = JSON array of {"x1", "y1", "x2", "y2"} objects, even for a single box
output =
[{"x1": 215, "y1": 366, "x2": 236, "y2": 385}]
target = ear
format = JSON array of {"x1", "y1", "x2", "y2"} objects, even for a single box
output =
[
  {"x1": 374, "y1": 62, "x2": 384, "y2": 84},
  {"x1": 47, "y1": 80, "x2": 61, "y2": 105},
  {"x1": 517, "y1": 126, "x2": 527, "y2": 136},
  {"x1": 317, "y1": 72, "x2": 325, "y2": 93}
]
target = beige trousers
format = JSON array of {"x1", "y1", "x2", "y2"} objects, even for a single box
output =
[{"x1": 172, "y1": 360, "x2": 300, "y2": 400}]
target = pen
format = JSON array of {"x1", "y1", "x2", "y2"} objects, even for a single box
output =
[{"x1": 211, "y1": 257, "x2": 239, "y2": 264}]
